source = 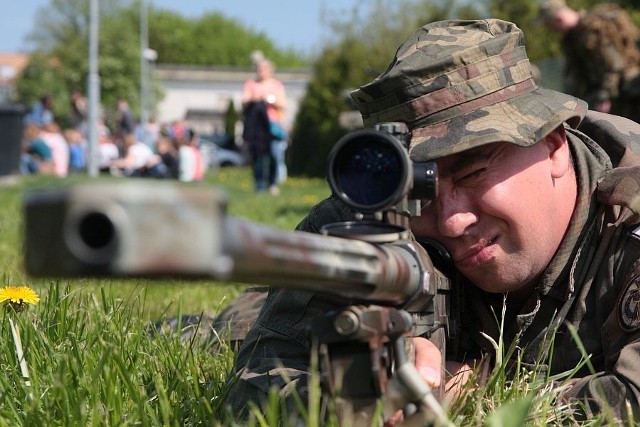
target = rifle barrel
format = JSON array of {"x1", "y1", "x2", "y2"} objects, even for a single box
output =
[{"x1": 23, "y1": 182, "x2": 423, "y2": 304}]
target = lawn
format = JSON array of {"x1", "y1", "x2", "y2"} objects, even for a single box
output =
[
  {"x1": 0, "y1": 167, "x2": 613, "y2": 426},
  {"x1": 0, "y1": 167, "x2": 330, "y2": 426}
]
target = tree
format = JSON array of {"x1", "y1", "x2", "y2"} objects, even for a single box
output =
[
  {"x1": 224, "y1": 99, "x2": 237, "y2": 140},
  {"x1": 288, "y1": 0, "x2": 484, "y2": 177},
  {"x1": 289, "y1": 0, "x2": 640, "y2": 177},
  {"x1": 15, "y1": 0, "x2": 307, "y2": 130}
]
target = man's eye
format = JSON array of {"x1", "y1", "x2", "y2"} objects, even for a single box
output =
[{"x1": 457, "y1": 168, "x2": 485, "y2": 183}]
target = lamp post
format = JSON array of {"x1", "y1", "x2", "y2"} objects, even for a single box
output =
[
  {"x1": 140, "y1": 0, "x2": 149, "y2": 133},
  {"x1": 87, "y1": 0, "x2": 100, "y2": 177}
]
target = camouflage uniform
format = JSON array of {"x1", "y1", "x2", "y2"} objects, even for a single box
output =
[
  {"x1": 559, "y1": 4, "x2": 640, "y2": 122},
  {"x1": 225, "y1": 20, "x2": 640, "y2": 422}
]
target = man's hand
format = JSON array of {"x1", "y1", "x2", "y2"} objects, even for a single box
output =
[
  {"x1": 413, "y1": 337, "x2": 475, "y2": 405},
  {"x1": 413, "y1": 335, "x2": 443, "y2": 388},
  {"x1": 385, "y1": 337, "x2": 473, "y2": 426}
]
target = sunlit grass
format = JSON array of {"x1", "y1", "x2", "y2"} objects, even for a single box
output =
[{"x1": 0, "y1": 167, "x2": 614, "y2": 425}]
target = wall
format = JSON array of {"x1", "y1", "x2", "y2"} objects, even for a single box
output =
[{"x1": 154, "y1": 64, "x2": 311, "y2": 138}]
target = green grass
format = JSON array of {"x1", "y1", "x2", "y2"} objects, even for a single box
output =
[
  {"x1": 0, "y1": 167, "x2": 329, "y2": 426},
  {"x1": 0, "y1": 168, "x2": 621, "y2": 425}
]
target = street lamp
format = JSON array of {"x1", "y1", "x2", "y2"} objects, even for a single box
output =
[
  {"x1": 87, "y1": 0, "x2": 100, "y2": 177},
  {"x1": 142, "y1": 47, "x2": 157, "y2": 145}
]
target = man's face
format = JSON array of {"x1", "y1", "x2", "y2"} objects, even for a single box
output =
[{"x1": 410, "y1": 139, "x2": 572, "y2": 295}]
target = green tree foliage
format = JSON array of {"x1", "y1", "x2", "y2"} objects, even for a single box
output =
[
  {"x1": 15, "y1": 0, "x2": 306, "y2": 130},
  {"x1": 288, "y1": 0, "x2": 640, "y2": 177},
  {"x1": 289, "y1": 0, "x2": 483, "y2": 177},
  {"x1": 224, "y1": 99, "x2": 237, "y2": 140},
  {"x1": 149, "y1": 10, "x2": 306, "y2": 67}
]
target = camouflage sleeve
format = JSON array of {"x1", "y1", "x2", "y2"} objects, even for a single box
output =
[
  {"x1": 559, "y1": 345, "x2": 640, "y2": 420},
  {"x1": 559, "y1": 250, "x2": 640, "y2": 421},
  {"x1": 225, "y1": 196, "x2": 357, "y2": 417}
]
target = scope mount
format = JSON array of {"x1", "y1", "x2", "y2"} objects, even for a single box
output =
[{"x1": 321, "y1": 221, "x2": 410, "y2": 243}]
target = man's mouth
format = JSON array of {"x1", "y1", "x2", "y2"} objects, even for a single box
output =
[{"x1": 454, "y1": 236, "x2": 498, "y2": 269}]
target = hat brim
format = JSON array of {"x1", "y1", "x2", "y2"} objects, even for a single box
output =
[{"x1": 408, "y1": 87, "x2": 587, "y2": 161}]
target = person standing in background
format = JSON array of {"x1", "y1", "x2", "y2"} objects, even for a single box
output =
[
  {"x1": 242, "y1": 54, "x2": 288, "y2": 195},
  {"x1": 70, "y1": 89, "x2": 88, "y2": 133},
  {"x1": 539, "y1": 0, "x2": 640, "y2": 122},
  {"x1": 114, "y1": 97, "x2": 136, "y2": 149}
]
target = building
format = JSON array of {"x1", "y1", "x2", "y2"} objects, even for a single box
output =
[
  {"x1": 154, "y1": 64, "x2": 311, "y2": 137},
  {"x1": 0, "y1": 53, "x2": 29, "y2": 104},
  {"x1": 0, "y1": 53, "x2": 312, "y2": 140}
]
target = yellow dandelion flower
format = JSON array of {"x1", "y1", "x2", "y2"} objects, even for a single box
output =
[{"x1": 0, "y1": 286, "x2": 40, "y2": 312}]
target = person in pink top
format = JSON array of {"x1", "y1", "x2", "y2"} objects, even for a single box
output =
[
  {"x1": 39, "y1": 122, "x2": 70, "y2": 178},
  {"x1": 242, "y1": 56, "x2": 288, "y2": 195},
  {"x1": 242, "y1": 57, "x2": 287, "y2": 123}
]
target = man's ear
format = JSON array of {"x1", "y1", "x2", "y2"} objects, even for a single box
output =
[{"x1": 545, "y1": 125, "x2": 571, "y2": 178}]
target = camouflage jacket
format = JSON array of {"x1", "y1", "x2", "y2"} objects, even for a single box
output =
[
  {"x1": 458, "y1": 111, "x2": 640, "y2": 420},
  {"x1": 562, "y1": 4, "x2": 640, "y2": 108},
  {"x1": 226, "y1": 111, "x2": 640, "y2": 422}
]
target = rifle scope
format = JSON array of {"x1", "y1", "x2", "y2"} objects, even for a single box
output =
[{"x1": 327, "y1": 126, "x2": 438, "y2": 213}]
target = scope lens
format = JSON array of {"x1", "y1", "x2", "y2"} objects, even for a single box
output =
[{"x1": 331, "y1": 134, "x2": 405, "y2": 209}]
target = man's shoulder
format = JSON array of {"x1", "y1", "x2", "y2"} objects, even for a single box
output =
[{"x1": 577, "y1": 111, "x2": 640, "y2": 166}]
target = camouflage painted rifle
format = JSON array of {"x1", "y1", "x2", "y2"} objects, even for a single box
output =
[{"x1": 23, "y1": 124, "x2": 454, "y2": 426}]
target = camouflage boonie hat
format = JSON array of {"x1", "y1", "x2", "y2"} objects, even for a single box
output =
[{"x1": 350, "y1": 19, "x2": 587, "y2": 161}]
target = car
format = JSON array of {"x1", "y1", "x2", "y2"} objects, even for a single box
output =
[{"x1": 199, "y1": 133, "x2": 247, "y2": 169}]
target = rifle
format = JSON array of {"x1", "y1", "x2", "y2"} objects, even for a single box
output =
[{"x1": 23, "y1": 123, "x2": 455, "y2": 426}]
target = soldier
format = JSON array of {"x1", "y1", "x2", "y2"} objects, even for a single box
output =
[
  {"x1": 539, "y1": 0, "x2": 640, "y2": 122},
  {"x1": 224, "y1": 19, "x2": 640, "y2": 423}
]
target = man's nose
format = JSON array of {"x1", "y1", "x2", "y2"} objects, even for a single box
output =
[{"x1": 435, "y1": 191, "x2": 477, "y2": 238}]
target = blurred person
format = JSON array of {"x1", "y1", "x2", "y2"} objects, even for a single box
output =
[
  {"x1": 167, "y1": 119, "x2": 187, "y2": 141},
  {"x1": 141, "y1": 131, "x2": 180, "y2": 179},
  {"x1": 97, "y1": 126, "x2": 120, "y2": 173},
  {"x1": 20, "y1": 123, "x2": 55, "y2": 175},
  {"x1": 539, "y1": 0, "x2": 640, "y2": 121},
  {"x1": 25, "y1": 94, "x2": 54, "y2": 127},
  {"x1": 114, "y1": 97, "x2": 136, "y2": 147},
  {"x1": 69, "y1": 89, "x2": 88, "y2": 132},
  {"x1": 109, "y1": 133, "x2": 154, "y2": 177},
  {"x1": 242, "y1": 57, "x2": 287, "y2": 195},
  {"x1": 135, "y1": 115, "x2": 160, "y2": 151},
  {"x1": 63, "y1": 128, "x2": 87, "y2": 173},
  {"x1": 39, "y1": 122, "x2": 69, "y2": 178},
  {"x1": 177, "y1": 129, "x2": 205, "y2": 182}
]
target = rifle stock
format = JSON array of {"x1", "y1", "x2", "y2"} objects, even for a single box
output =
[
  {"x1": 24, "y1": 180, "x2": 452, "y2": 425},
  {"x1": 24, "y1": 124, "x2": 454, "y2": 426}
]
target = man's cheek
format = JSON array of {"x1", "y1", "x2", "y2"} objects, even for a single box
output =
[{"x1": 410, "y1": 214, "x2": 436, "y2": 236}]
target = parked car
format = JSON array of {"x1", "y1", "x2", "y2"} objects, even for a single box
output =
[{"x1": 199, "y1": 133, "x2": 247, "y2": 169}]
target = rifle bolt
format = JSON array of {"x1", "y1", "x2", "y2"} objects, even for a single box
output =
[{"x1": 334, "y1": 311, "x2": 360, "y2": 336}]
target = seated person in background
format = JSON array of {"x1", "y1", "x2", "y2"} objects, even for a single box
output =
[
  {"x1": 177, "y1": 128, "x2": 205, "y2": 182},
  {"x1": 97, "y1": 126, "x2": 120, "y2": 173},
  {"x1": 63, "y1": 128, "x2": 87, "y2": 173},
  {"x1": 109, "y1": 133, "x2": 154, "y2": 177},
  {"x1": 21, "y1": 123, "x2": 55, "y2": 175},
  {"x1": 139, "y1": 131, "x2": 180, "y2": 179},
  {"x1": 39, "y1": 122, "x2": 69, "y2": 178}
]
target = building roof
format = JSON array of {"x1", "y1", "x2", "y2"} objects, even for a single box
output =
[{"x1": 0, "y1": 53, "x2": 29, "y2": 83}]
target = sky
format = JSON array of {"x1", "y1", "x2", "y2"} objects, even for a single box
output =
[{"x1": 1, "y1": 0, "x2": 370, "y2": 55}]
